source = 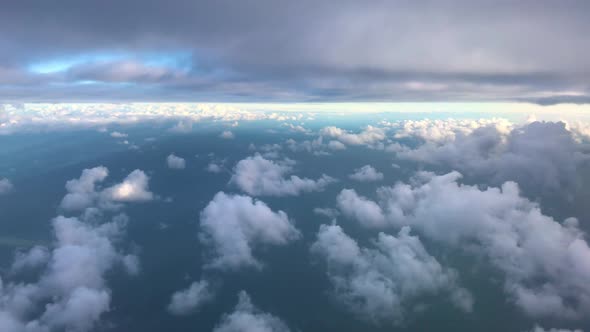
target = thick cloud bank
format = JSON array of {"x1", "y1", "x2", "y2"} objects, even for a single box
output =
[
  {"x1": 311, "y1": 224, "x2": 472, "y2": 324},
  {"x1": 213, "y1": 291, "x2": 291, "y2": 332},
  {"x1": 199, "y1": 192, "x2": 301, "y2": 270},
  {"x1": 337, "y1": 171, "x2": 590, "y2": 319},
  {"x1": 231, "y1": 155, "x2": 335, "y2": 196}
]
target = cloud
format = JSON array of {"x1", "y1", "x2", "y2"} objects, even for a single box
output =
[
  {"x1": 0, "y1": 178, "x2": 14, "y2": 195},
  {"x1": 206, "y1": 162, "x2": 224, "y2": 173},
  {"x1": 527, "y1": 326, "x2": 583, "y2": 332},
  {"x1": 60, "y1": 167, "x2": 154, "y2": 212},
  {"x1": 311, "y1": 223, "x2": 472, "y2": 324},
  {"x1": 320, "y1": 125, "x2": 386, "y2": 146},
  {"x1": 0, "y1": 213, "x2": 137, "y2": 332},
  {"x1": 348, "y1": 165, "x2": 384, "y2": 182},
  {"x1": 60, "y1": 166, "x2": 110, "y2": 211},
  {"x1": 109, "y1": 131, "x2": 128, "y2": 138},
  {"x1": 313, "y1": 207, "x2": 340, "y2": 219},
  {"x1": 395, "y1": 120, "x2": 585, "y2": 196},
  {"x1": 213, "y1": 291, "x2": 291, "y2": 332},
  {"x1": 337, "y1": 171, "x2": 590, "y2": 319},
  {"x1": 167, "y1": 280, "x2": 214, "y2": 315},
  {"x1": 336, "y1": 189, "x2": 387, "y2": 228},
  {"x1": 230, "y1": 155, "x2": 336, "y2": 196},
  {"x1": 0, "y1": 103, "x2": 272, "y2": 134},
  {"x1": 199, "y1": 192, "x2": 301, "y2": 270},
  {"x1": 11, "y1": 246, "x2": 50, "y2": 273},
  {"x1": 220, "y1": 130, "x2": 235, "y2": 139},
  {"x1": 166, "y1": 153, "x2": 186, "y2": 169},
  {"x1": 103, "y1": 169, "x2": 154, "y2": 202},
  {"x1": 3, "y1": 2, "x2": 590, "y2": 102}
]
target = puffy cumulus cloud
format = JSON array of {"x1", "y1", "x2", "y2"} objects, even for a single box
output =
[
  {"x1": 206, "y1": 162, "x2": 224, "y2": 173},
  {"x1": 565, "y1": 120, "x2": 590, "y2": 143},
  {"x1": 320, "y1": 125, "x2": 386, "y2": 147},
  {"x1": 0, "y1": 178, "x2": 14, "y2": 195},
  {"x1": 230, "y1": 155, "x2": 336, "y2": 196},
  {"x1": 219, "y1": 130, "x2": 235, "y2": 139},
  {"x1": 199, "y1": 192, "x2": 301, "y2": 270},
  {"x1": 285, "y1": 137, "x2": 332, "y2": 156},
  {"x1": 166, "y1": 153, "x2": 186, "y2": 169},
  {"x1": 349, "y1": 165, "x2": 384, "y2": 182},
  {"x1": 213, "y1": 291, "x2": 291, "y2": 332},
  {"x1": 391, "y1": 118, "x2": 513, "y2": 144},
  {"x1": 0, "y1": 213, "x2": 137, "y2": 332},
  {"x1": 167, "y1": 280, "x2": 214, "y2": 316},
  {"x1": 527, "y1": 326, "x2": 583, "y2": 332},
  {"x1": 336, "y1": 189, "x2": 387, "y2": 228},
  {"x1": 311, "y1": 224, "x2": 472, "y2": 324},
  {"x1": 337, "y1": 171, "x2": 590, "y2": 319},
  {"x1": 11, "y1": 246, "x2": 50, "y2": 273},
  {"x1": 60, "y1": 167, "x2": 154, "y2": 211},
  {"x1": 396, "y1": 120, "x2": 585, "y2": 195},
  {"x1": 103, "y1": 170, "x2": 154, "y2": 203},
  {"x1": 60, "y1": 166, "x2": 109, "y2": 211}
]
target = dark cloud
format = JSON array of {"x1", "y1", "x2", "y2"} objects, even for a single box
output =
[{"x1": 1, "y1": 0, "x2": 589, "y2": 102}]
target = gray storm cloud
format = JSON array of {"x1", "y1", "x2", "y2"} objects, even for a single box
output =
[{"x1": 1, "y1": 1, "x2": 589, "y2": 102}]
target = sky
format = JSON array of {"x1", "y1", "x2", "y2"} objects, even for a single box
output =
[
  {"x1": 1, "y1": 0, "x2": 590, "y2": 104},
  {"x1": 2, "y1": 2, "x2": 590, "y2": 332}
]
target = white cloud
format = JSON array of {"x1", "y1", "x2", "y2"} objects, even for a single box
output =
[
  {"x1": 336, "y1": 189, "x2": 387, "y2": 228},
  {"x1": 220, "y1": 130, "x2": 235, "y2": 139},
  {"x1": 167, "y1": 280, "x2": 214, "y2": 315},
  {"x1": 337, "y1": 171, "x2": 590, "y2": 319},
  {"x1": 199, "y1": 192, "x2": 301, "y2": 270},
  {"x1": 0, "y1": 178, "x2": 14, "y2": 195},
  {"x1": 0, "y1": 103, "x2": 275, "y2": 134},
  {"x1": 109, "y1": 131, "x2": 127, "y2": 138},
  {"x1": 348, "y1": 165, "x2": 384, "y2": 182},
  {"x1": 206, "y1": 162, "x2": 224, "y2": 173},
  {"x1": 213, "y1": 291, "x2": 291, "y2": 332},
  {"x1": 320, "y1": 125, "x2": 386, "y2": 146},
  {"x1": 60, "y1": 166, "x2": 109, "y2": 211},
  {"x1": 60, "y1": 167, "x2": 154, "y2": 211},
  {"x1": 0, "y1": 213, "x2": 137, "y2": 332},
  {"x1": 230, "y1": 155, "x2": 335, "y2": 196},
  {"x1": 311, "y1": 223, "x2": 472, "y2": 324},
  {"x1": 103, "y1": 170, "x2": 154, "y2": 203},
  {"x1": 167, "y1": 153, "x2": 186, "y2": 169},
  {"x1": 392, "y1": 118, "x2": 513, "y2": 143},
  {"x1": 327, "y1": 140, "x2": 346, "y2": 150}
]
